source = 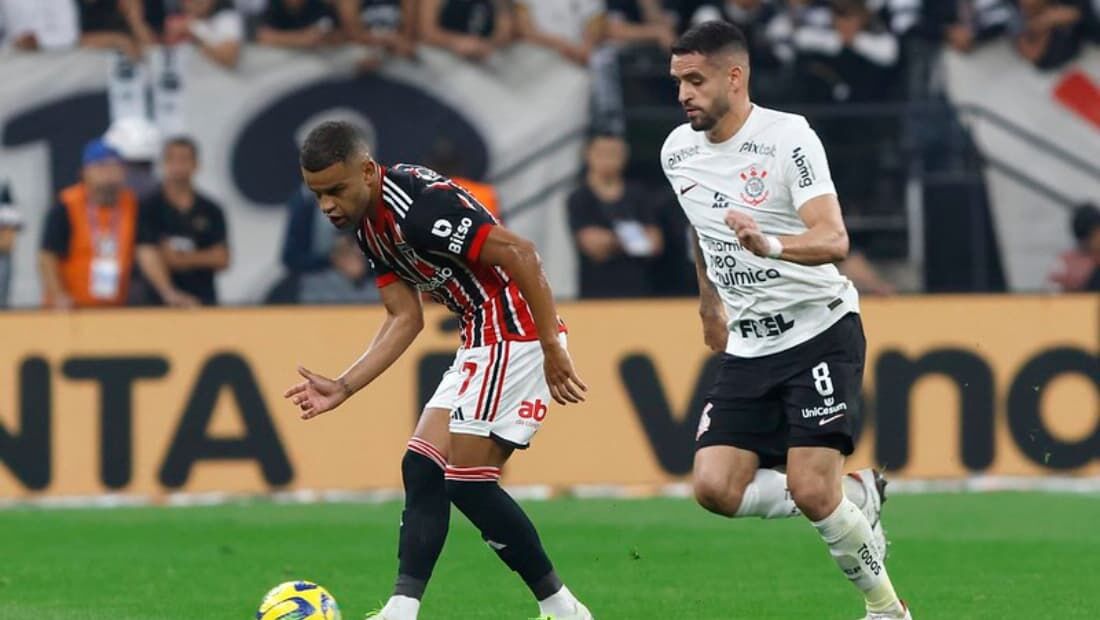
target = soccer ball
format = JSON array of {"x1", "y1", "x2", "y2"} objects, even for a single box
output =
[{"x1": 256, "y1": 580, "x2": 341, "y2": 620}]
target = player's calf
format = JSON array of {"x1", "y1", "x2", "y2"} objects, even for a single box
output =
[
  {"x1": 789, "y1": 448, "x2": 906, "y2": 617},
  {"x1": 444, "y1": 467, "x2": 589, "y2": 618},
  {"x1": 373, "y1": 436, "x2": 451, "y2": 620}
]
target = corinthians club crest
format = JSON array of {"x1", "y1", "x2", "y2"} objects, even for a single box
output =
[{"x1": 739, "y1": 166, "x2": 769, "y2": 207}]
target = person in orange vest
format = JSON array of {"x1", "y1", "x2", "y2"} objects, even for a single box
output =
[
  {"x1": 425, "y1": 139, "x2": 501, "y2": 220},
  {"x1": 39, "y1": 139, "x2": 141, "y2": 310}
]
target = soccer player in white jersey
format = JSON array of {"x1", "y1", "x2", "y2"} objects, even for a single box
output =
[{"x1": 661, "y1": 21, "x2": 912, "y2": 619}]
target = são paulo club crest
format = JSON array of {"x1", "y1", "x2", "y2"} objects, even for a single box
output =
[{"x1": 739, "y1": 165, "x2": 769, "y2": 207}]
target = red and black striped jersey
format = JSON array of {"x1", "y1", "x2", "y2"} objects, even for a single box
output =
[{"x1": 356, "y1": 163, "x2": 544, "y2": 349}]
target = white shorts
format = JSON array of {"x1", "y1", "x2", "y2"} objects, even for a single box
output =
[{"x1": 425, "y1": 336, "x2": 562, "y2": 448}]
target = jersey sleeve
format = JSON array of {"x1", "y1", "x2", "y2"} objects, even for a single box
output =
[
  {"x1": 403, "y1": 187, "x2": 497, "y2": 263},
  {"x1": 781, "y1": 122, "x2": 837, "y2": 209}
]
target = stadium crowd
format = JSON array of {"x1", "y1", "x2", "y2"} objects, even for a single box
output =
[{"x1": 1, "y1": 0, "x2": 1098, "y2": 309}]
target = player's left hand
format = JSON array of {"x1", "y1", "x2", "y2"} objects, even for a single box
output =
[
  {"x1": 724, "y1": 210, "x2": 772, "y2": 258},
  {"x1": 283, "y1": 366, "x2": 351, "y2": 420},
  {"x1": 542, "y1": 342, "x2": 588, "y2": 405}
]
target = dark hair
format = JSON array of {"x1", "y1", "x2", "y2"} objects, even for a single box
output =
[
  {"x1": 671, "y1": 20, "x2": 749, "y2": 58},
  {"x1": 1071, "y1": 203, "x2": 1100, "y2": 243},
  {"x1": 299, "y1": 121, "x2": 369, "y2": 173},
  {"x1": 164, "y1": 135, "x2": 199, "y2": 160}
]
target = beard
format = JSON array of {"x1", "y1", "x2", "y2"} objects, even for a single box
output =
[
  {"x1": 688, "y1": 97, "x2": 731, "y2": 132},
  {"x1": 91, "y1": 184, "x2": 121, "y2": 206},
  {"x1": 689, "y1": 112, "x2": 717, "y2": 132}
]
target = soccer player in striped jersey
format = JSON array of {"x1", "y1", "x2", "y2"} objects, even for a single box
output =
[{"x1": 282, "y1": 121, "x2": 592, "y2": 620}]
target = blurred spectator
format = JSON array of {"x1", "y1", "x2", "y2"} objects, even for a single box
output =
[
  {"x1": 664, "y1": 0, "x2": 713, "y2": 33},
  {"x1": 143, "y1": 0, "x2": 169, "y2": 38},
  {"x1": 268, "y1": 233, "x2": 382, "y2": 304},
  {"x1": 866, "y1": 0, "x2": 918, "y2": 38},
  {"x1": 937, "y1": 1, "x2": 1015, "y2": 52},
  {"x1": 281, "y1": 183, "x2": 339, "y2": 273},
  {"x1": 256, "y1": 0, "x2": 338, "y2": 49},
  {"x1": 164, "y1": 0, "x2": 245, "y2": 69},
  {"x1": 766, "y1": 0, "x2": 833, "y2": 66},
  {"x1": 605, "y1": 0, "x2": 676, "y2": 48},
  {"x1": 1050, "y1": 203, "x2": 1100, "y2": 292},
  {"x1": 272, "y1": 189, "x2": 380, "y2": 305},
  {"x1": 418, "y1": 0, "x2": 514, "y2": 61},
  {"x1": 425, "y1": 139, "x2": 500, "y2": 219},
  {"x1": 793, "y1": 0, "x2": 899, "y2": 103},
  {"x1": 137, "y1": 137, "x2": 228, "y2": 306},
  {"x1": 785, "y1": 1, "x2": 902, "y2": 215},
  {"x1": 1014, "y1": 0, "x2": 1084, "y2": 70},
  {"x1": 590, "y1": 0, "x2": 678, "y2": 135},
  {"x1": 0, "y1": 0, "x2": 79, "y2": 51},
  {"x1": 514, "y1": 0, "x2": 605, "y2": 65},
  {"x1": 78, "y1": 0, "x2": 157, "y2": 60},
  {"x1": 690, "y1": 1, "x2": 784, "y2": 68},
  {"x1": 692, "y1": 0, "x2": 788, "y2": 101},
  {"x1": 0, "y1": 181, "x2": 22, "y2": 308},
  {"x1": 335, "y1": 0, "x2": 417, "y2": 59},
  {"x1": 39, "y1": 139, "x2": 140, "y2": 310},
  {"x1": 567, "y1": 134, "x2": 663, "y2": 299},
  {"x1": 649, "y1": 191, "x2": 698, "y2": 297}
]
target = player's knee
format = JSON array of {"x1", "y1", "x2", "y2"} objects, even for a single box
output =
[
  {"x1": 402, "y1": 446, "x2": 445, "y2": 493},
  {"x1": 693, "y1": 474, "x2": 742, "y2": 517},
  {"x1": 787, "y1": 472, "x2": 838, "y2": 520},
  {"x1": 444, "y1": 471, "x2": 499, "y2": 507}
]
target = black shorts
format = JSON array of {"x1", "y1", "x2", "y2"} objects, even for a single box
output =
[{"x1": 696, "y1": 313, "x2": 866, "y2": 467}]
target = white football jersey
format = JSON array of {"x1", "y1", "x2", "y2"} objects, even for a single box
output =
[{"x1": 661, "y1": 105, "x2": 860, "y2": 358}]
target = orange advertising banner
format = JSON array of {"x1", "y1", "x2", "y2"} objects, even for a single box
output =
[{"x1": 0, "y1": 295, "x2": 1097, "y2": 499}]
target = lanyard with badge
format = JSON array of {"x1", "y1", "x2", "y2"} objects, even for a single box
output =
[{"x1": 88, "y1": 202, "x2": 123, "y2": 300}]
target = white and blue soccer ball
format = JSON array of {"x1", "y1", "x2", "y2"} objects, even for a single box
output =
[{"x1": 256, "y1": 580, "x2": 341, "y2": 620}]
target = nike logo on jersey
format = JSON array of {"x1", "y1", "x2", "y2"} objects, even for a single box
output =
[
  {"x1": 819, "y1": 414, "x2": 845, "y2": 426},
  {"x1": 679, "y1": 183, "x2": 698, "y2": 195}
]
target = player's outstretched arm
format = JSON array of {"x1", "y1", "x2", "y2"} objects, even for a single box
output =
[
  {"x1": 725, "y1": 194, "x2": 849, "y2": 266},
  {"x1": 283, "y1": 280, "x2": 424, "y2": 419},
  {"x1": 476, "y1": 226, "x2": 588, "y2": 406}
]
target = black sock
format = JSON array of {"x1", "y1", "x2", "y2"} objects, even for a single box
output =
[
  {"x1": 445, "y1": 466, "x2": 562, "y2": 601},
  {"x1": 393, "y1": 440, "x2": 450, "y2": 600}
]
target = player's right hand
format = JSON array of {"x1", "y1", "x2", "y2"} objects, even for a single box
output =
[
  {"x1": 542, "y1": 342, "x2": 588, "y2": 406},
  {"x1": 283, "y1": 366, "x2": 350, "y2": 420}
]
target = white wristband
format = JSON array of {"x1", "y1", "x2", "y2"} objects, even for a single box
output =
[{"x1": 764, "y1": 235, "x2": 784, "y2": 259}]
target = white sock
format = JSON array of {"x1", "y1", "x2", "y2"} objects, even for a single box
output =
[
  {"x1": 381, "y1": 594, "x2": 420, "y2": 619},
  {"x1": 538, "y1": 585, "x2": 581, "y2": 617},
  {"x1": 843, "y1": 473, "x2": 868, "y2": 508},
  {"x1": 734, "y1": 469, "x2": 800, "y2": 519},
  {"x1": 812, "y1": 498, "x2": 903, "y2": 615}
]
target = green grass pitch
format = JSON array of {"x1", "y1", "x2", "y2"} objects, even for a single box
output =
[{"x1": 1, "y1": 493, "x2": 1097, "y2": 619}]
